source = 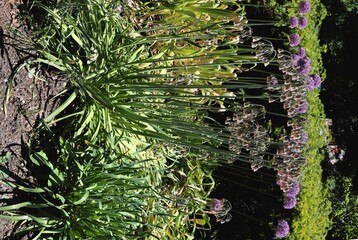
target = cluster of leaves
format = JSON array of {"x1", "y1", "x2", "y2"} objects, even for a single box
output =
[
  {"x1": 0, "y1": 0, "x2": 339, "y2": 239},
  {"x1": 326, "y1": 174, "x2": 358, "y2": 239},
  {"x1": 286, "y1": 90, "x2": 332, "y2": 239},
  {"x1": 1, "y1": 0, "x2": 256, "y2": 239}
]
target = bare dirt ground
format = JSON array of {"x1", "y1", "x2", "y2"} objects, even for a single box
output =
[{"x1": 0, "y1": 1, "x2": 65, "y2": 238}]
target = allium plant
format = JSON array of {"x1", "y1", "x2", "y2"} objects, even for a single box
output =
[
  {"x1": 292, "y1": 54, "x2": 301, "y2": 65},
  {"x1": 298, "y1": 17, "x2": 308, "y2": 29},
  {"x1": 297, "y1": 99, "x2": 309, "y2": 113},
  {"x1": 284, "y1": 194, "x2": 297, "y2": 209},
  {"x1": 289, "y1": 33, "x2": 300, "y2": 47},
  {"x1": 299, "y1": 1, "x2": 311, "y2": 15},
  {"x1": 307, "y1": 74, "x2": 322, "y2": 90},
  {"x1": 297, "y1": 47, "x2": 306, "y2": 58},
  {"x1": 296, "y1": 57, "x2": 311, "y2": 75},
  {"x1": 300, "y1": 130, "x2": 309, "y2": 144},
  {"x1": 209, "y1": 198, "x2": 232, "y2": 224},
  {"x1": 210, "y1": 198, "x2": 222, "y2": 212},
  {"x1": 287, "y1": 181, "x2": 301, "y2": 196},
  {"x1": 289, "y1": 17, "x2": 298, "y2": 28},
  {"x1": 275, "y1": 219, "x2": 290, "y2": 238}
]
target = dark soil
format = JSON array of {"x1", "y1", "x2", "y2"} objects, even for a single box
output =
[{"x1": 0, "y1": 1, "x2": 65, "y2": 238}]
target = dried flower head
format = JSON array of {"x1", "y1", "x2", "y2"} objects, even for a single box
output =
[
  {"x1": 210, "y1": 198, "x2": 222, "y2": 212},
  {"x1": 209, "y1": 198, "x2": 232, "y2": 224},
  {"x1": 252, "y1": 37, "x2": 277, "y2": 67}
]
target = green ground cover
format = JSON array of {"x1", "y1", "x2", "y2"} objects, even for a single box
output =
[{"x1": 269, "y1": 0, "x2": 333, "y2": 238}]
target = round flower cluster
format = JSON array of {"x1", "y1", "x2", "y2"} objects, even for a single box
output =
[
  {"x1": 295, "y1": 57, "x2": 311, "y2": 76},
  {"x1": 299, "y1": 1, "x2": 311, "y2": 15},
  {"x1": 289, "y1": 17, "x2": 298, "y2": 28},
  {"x1": 284, "y1": 194, "x2": 297, "y2": 209},
  {"x1": 289, "y1": 16, "x2": 308, "y2": 29},
  {"x1": 297, "y1": 99, "x2": 308, "y2": 113},
  {"x1": 306, "y1": 74, "x2": 321, "y2": 90},
  {"x1": 289, "y1": 33, "x2": 300, "y2": 47},
  {"x1": 298, "y1": 17, "x2": 308, "y2": 29},
  {"x1": 275, "y1": 219, "x2": 290, "y2": 238},
  {"x1": 287, "y1": 180, "x2": 301, "y2": 196},
  {"x1": 297, "y1": 47, "x2": 306, "y2": 57},
  {"x1": 288, "y1": 1, "x2": 310, "y2": 49}
]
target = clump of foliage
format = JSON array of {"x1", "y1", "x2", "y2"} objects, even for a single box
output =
[
  {"x1": 326, "y1": 172, "x2": 358, "y2": 239},
  {"x1": 0, "y1": 0, "x2": 337, "y2": 239}
]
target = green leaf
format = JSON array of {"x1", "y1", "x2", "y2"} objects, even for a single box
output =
[
  {"x1": 182, "y1": 7, "x2": 237, "y2": 18},
  {"x1": 48, "y1": 168, "x2": 65, "y2": 187},
  {"x1": 195, "y1": 218, "x2": 206, "y2": 226},
  {"x1": 0, "y1": 152, "x2": 11, "y2": 165},
  {"x1": 73, "y1": 191, "x2": 89, "y2": 205}
]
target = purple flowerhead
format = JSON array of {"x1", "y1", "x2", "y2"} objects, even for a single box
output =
[
  {"x1": 292, "y1": 54, "x2": 301, "y2": 66},
  {"x1": 284, "y1": 194, "x2": 297, "y2": 209},
  {"x1": 307, "y1": 74, "x2": 321, "y2": 90},
  {"x1": 300, "y1": 130, "x2": 308, "y2": 144},
  {"x1": 297, "y1": 99, "x2": 308, "y2": 113},
  {"x1": 275, "y1": 219, "x2": 290, "y2": 238},
  {"x1": 296, "y1": 57, "x2": 311, "y2": 75},
  {"x1": 297, "y1": 47, "x2": 306, "y2": 57},
  {"x1": 289, "y1": 33, "x2": 300, "y2": 47},
  {"x1": 210, "y1": 198, "x2": 222, "y2": 213},
  {"x1": 287, "y1": 181, "x2": 301, "y2": 196},
  {"x1": 311, "y1": 74, "x2": 321, "y2": 88},
  {"x1": 307, "y1": 76, "x2": 316, "y2": 91},
  {"x1": 289, "y1": 17, "x2": 298, "y2": 28},
  {"x1": 298, "y1": 17, "x2": 308, "y2": 29},
  {"x1": 299, "y1": 1, "x2": 311, "y2": 15}
]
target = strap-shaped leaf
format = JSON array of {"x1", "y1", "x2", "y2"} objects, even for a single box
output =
[{"x1": 73, "y1": 191, "x2": 90, "y2": 205}]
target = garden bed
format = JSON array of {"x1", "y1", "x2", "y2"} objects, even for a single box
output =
[{"x1": 0, "y1": 0, "x2": 334, "y2": 239}]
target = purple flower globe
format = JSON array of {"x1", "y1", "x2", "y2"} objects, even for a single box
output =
[
  {"x1": 297, "y1": 57, "x2": 311, "y2": 75},
  {"x1": 307, "y1": 74, "x2": 321, "y2": 90},
  {"x1": 289, "y1": 33, "x2": 300, "y2": 47},
  {"x1": 275, "y1": 219, "x2": 290, "y2": 238},
  {"x1": 210, "y1": 198, "x2": 222, "y2": 212},
  {"x1": 312, "y1": 74, "x2": 321, "y2": 88},
  {"x1": 297, "y1": 47, "x2": 306, "y2": 57},
  {"x1": 287, "y1": 181, "x2": 301, "y2": 196},
  {"x1": 306, "y1": 76, "x2": 316, "y2": 91},
  {"x1": 299, "y1": 1, "x2": 311, "y2": 15},
  {"x1": 292, "y1": 54, "x2": 301, "y2": 66},
  {"x1": 297, "y1": 100, "x2": 308, "y2": 113},
  {"x1": 300, "y1": 130, "x2": 309, "y2": 144},
  {"x1": 298, "y1": 17, "x2": 308, "y2": 29},
  {"x1": 284, "y1": 194, "x2": 297, "y2": 209},
  {"x1": 289, "y1": 17, "x2": 298, "y2": 28}
]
